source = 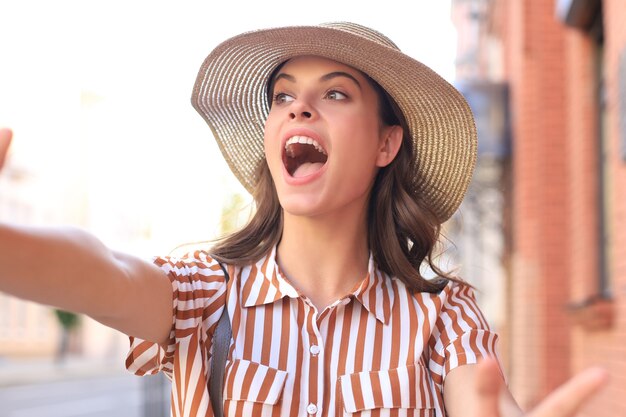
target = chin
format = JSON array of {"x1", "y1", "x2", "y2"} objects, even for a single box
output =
[{"x1": 278, "y1": 195, "x2": 326, "y2": 218}]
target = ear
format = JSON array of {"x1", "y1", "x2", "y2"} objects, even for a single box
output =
[{"x1": 376, "y1": 125, "x2": 403, "y2": 167}]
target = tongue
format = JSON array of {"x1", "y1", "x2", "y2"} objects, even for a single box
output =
[{"x1": 292, "y1": 162, "x2": 324, "y2": 178}]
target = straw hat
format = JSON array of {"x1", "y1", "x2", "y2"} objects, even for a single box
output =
[{"x1": 191, "y1": 22, "x2": 477, "y2": 223}]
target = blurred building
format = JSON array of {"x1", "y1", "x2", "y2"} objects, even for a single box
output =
[
  {"x1": 0, "y1": 92, "x2": 148, "y2": 360},
  {"x1": 452, "y1": 0, "x2": 626, "y2": 415},
  {"x1": 449, "y1": 0, "x2": 510, "y2": 345},
  {"x1": 0, "y1": 87, "x2": 240, "y2": 362},
  {"x1": 0, "y1": 157, "x2": 66, "y2": 356}
]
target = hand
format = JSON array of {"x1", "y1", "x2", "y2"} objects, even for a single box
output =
[
  {"x1": 0, "y1": 128, "x2": 12, "y2": 172},
  {"x1": 473, "y1": 358, "x2": 609, "y2": 417}
]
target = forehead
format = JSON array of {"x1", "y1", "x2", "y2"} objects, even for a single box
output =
[{"x1": 274, "y1": 55, "x2": 366, "y2": 81}]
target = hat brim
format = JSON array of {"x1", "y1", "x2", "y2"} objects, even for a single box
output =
[{"x1": 192, "y1": 23, "x2": 477, "y2": 222}]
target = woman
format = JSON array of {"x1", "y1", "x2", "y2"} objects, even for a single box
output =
[{"x1": 0, "y1": 23, "x2": 607, "y2": 417}]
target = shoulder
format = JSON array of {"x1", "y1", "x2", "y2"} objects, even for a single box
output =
[
  {"x1": 152, "y1": 250, "x2": 229, "y2": 289},
  {"x1": 433, "y1": 279, "x2": 477, "y2": 303},
  {"x1": 154, "y1": 250, "x2": 224, "y2": 274},
  {"x1": 392, "y1": 276, "x2": 475, "y2": 306},
  {"x1": 432, "y1": 281, "x2": 486, "y2": 322},
  {"x1": 405, "y1": 278, "x2": 476, "y2": 303},
  {"x1": 421, "y1": 279, "x2": 493, "y2": 344},
  {"x1": 395, "y1": 278, "x2": 488, "y2": 328}
]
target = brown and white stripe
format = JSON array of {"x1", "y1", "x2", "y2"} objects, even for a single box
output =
[{"x1": 126, "y1": 247, "x2": 499, "y2": 417}]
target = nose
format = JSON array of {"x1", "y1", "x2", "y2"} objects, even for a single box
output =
[
  {"x1": 288, "y1": 100, "x2": 315, "y2": 121},
  {"x1": 289, "y1": 110, "x2": 312, "y2": 120}
]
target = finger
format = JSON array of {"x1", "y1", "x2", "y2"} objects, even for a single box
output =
[
  {"x1": 0, "y1": 128, "x2": 13, "y2": 171},
  {"x1": 473, "y1": 357, "x2": 504, "y2": 417},
  {"x1": 530, "y1": 367, "x2": 609, "y2": 417}
]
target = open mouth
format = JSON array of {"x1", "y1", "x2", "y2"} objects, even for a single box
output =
[{"x1": 283, "y1": 136, "x2": 328, "y2": 178}]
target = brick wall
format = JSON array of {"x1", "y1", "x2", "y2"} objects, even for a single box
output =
[
  {"x1": 499, "y1": 0, "x2": 626, "y2": 415},
  {"x1": 572, "y1": 1, "x2": 626, "y2": 416},
  {"x1": 505, "y1": 0, "x2": 572, "y2": 407}
]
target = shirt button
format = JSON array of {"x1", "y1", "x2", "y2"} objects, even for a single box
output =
[
  {"x1": 309, "y1": 344, "x2": 321, "y2": 356},
  {"x1": 306, "y1": 403, "x2": 318, "y2": 415}
]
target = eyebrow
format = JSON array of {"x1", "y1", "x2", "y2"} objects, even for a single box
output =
[
  {"x1": 273, "y1": 73, "x2": 296, "y2": 84},
  {"x1": 320, "y1": 71, "x2": 362, "y2": 89},
  {"x1": 273, "y1": 71, "x2": 362, "y2": 89}
]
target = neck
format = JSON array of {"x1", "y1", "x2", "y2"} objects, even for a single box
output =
[{"x1": 277, "y1": 204, "x2": 370, "y2": 310}]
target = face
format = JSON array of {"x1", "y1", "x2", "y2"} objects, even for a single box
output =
[{"x1": 263, "y1": 56, "x2": 402, "y2": 219}]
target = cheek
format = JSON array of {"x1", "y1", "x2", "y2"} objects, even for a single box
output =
[
  {"x1": 263, "y1": 116, "x2": 280, "y2": 154},
  {"x1": 338, "y1": 118, "x2": 382, "y2": 158},
  {"x1": 335, "y1": 108, "x2": 381, "y2": 137},
  {"x1": 263, "y1": 120, "x2": 285, "y2": 186}
]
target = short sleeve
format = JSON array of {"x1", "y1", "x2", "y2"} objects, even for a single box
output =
[
  {"x1": 125, "y1": 251, "x2": 228, "y2": 379},
  {"x1": 427, "y1": 281, "x2": 500, "y2": 388}
]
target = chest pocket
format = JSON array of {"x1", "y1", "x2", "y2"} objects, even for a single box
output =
[
  {"x1": 223, "y1": 358, "x2": 288, "y2": 405},
  {"x1": 339, "y1": 364, "x2": 436, "y2": 415}
]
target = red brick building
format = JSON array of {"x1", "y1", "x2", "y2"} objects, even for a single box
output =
[{"x1": 453, "y1": 0, "x2": 626, "y2": 415}]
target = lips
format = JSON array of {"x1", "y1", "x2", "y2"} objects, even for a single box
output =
[{"x1": 283, "y1": 135, "x2": 328, "y2": 178}]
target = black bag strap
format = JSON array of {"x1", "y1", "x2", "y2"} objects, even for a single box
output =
[{"x1": 210, "y1": 262, "x2": 231, "y2": 417}]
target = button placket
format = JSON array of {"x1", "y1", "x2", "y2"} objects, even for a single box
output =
[
  {"x1": 299, "y1": 297, "x2": 324, "y2": 416},
  {"x1": 309, "y1": 344, "x2": 321, "y2": 356},
  {"x1": 307, "y1": 333, "x2": 322, "y2": 415}
]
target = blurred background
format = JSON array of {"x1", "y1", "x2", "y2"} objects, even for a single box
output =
[{"x1": 0, "y1": 0, "x2": 624, "y2": 416}]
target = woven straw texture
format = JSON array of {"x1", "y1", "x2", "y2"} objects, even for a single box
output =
[{"x1": 191, "y1": 22, "x2": 477, "y2": 222}]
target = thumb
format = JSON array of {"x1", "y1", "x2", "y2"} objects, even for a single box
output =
[
  {"x1": 529, "y1": 367, "x2": 609, "y2": 417},
  {"x1": 0, "y1": 128, "x2": 13, "y2": 171},
  {"x1": 472, "y1": 357, "x2": 504, "y2": 417}
]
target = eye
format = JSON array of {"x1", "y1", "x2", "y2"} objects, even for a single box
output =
[
  {"x1": 273, "y1": 92, "x2": 294, "y2": 105},
  {"x1": 325, "y1": 90, "x2": 348, "y2": 100}
]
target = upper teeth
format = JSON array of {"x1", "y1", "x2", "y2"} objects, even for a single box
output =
[{"x1": 285, "y1": 136, "x2": 327, "y2": 155}]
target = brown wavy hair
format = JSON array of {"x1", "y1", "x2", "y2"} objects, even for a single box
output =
[{"x1": 211, "y1": 72, "x2": 460, "y2": 293}]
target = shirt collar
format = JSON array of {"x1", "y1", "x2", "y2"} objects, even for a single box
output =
[
  {"x1": 350, "y1": 254, "x2": 395, "y2": 324},
  {"x1": 240, "y1": 245, "x2": 299, "y2": 308},
  {"x1": 240, "y1": 246, "x2": 395, "y2": 324}
]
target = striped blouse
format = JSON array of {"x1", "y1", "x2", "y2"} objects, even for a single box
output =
[{"x1": 125, "y1": 246, "x2": 499, "y2": 417}]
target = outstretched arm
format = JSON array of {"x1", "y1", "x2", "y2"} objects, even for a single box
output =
[
  {"x1": 0, "y1": 128, "x2": 11, "y2": 170},
  {"x1": 0, "y1": 128, "x2": 172, "y2": 345},
  {"x1": 444, "y1": 358, "x2": 609, "y2": 417}
]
